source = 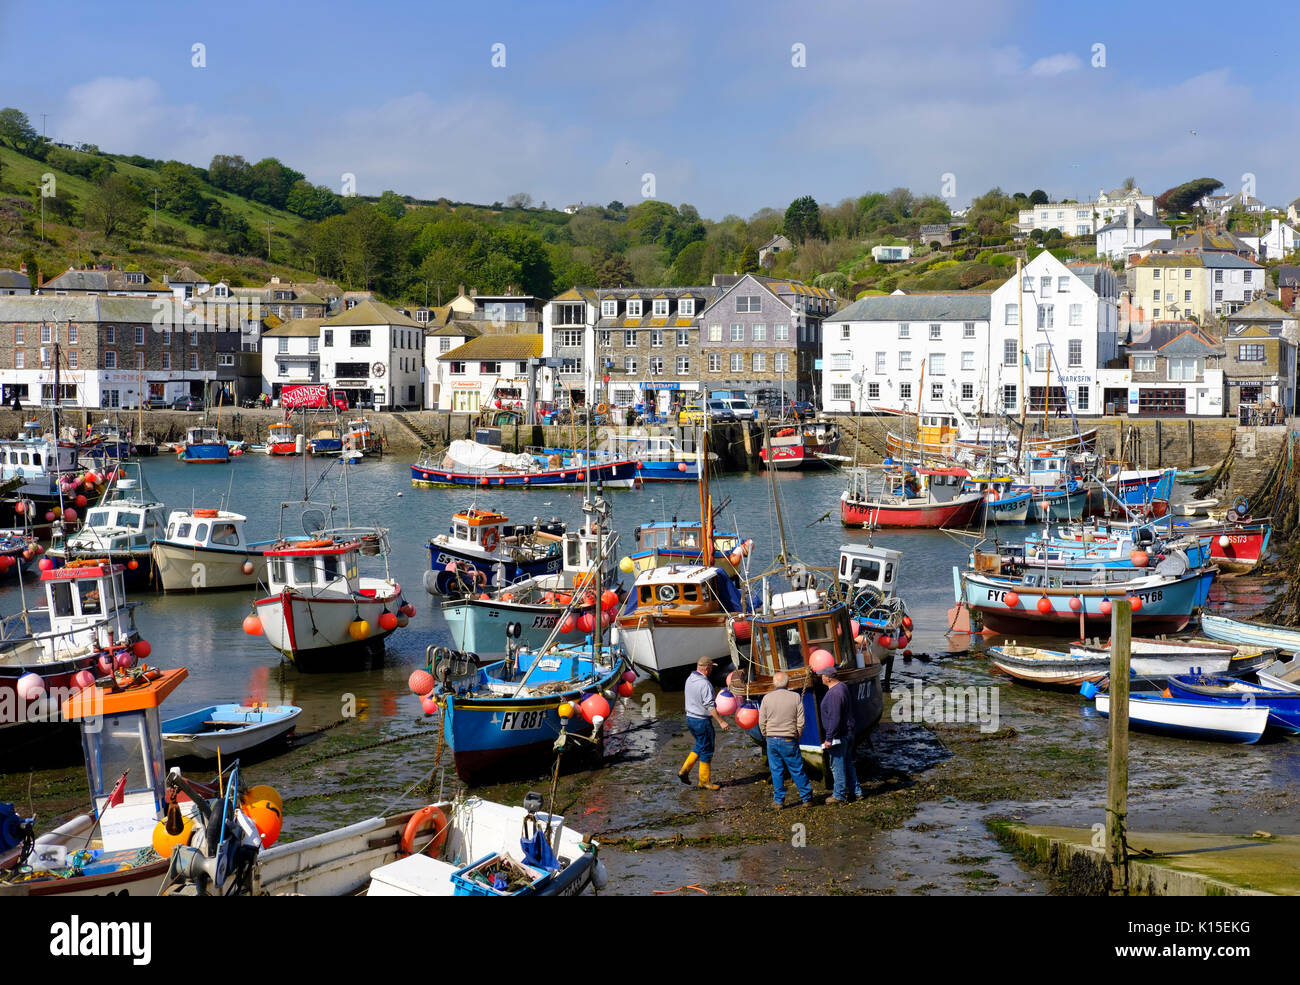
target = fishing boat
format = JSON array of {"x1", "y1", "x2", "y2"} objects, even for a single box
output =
[
  {"x1": 254, "y1": 796, "x2": 607, "y2": 896},
  {"x1": 1175, "y1": 464, "x2": 1217, "y2": 485},
  {"x1": 250, "y1": 529, "x2": 411, "y2": 672},
  {"x1": 759, "y1": 421, "x2": 842, "y2": 471},
  {"x1": 45, "y1": 464, "x2": 167, "y2": 584},
  {"x1": 621, "y1": 519, "x2": 745, "y2": 577},
  {"x1": 430, "y1": 639, "x2": 629, "y2": 785},
  {"x1": 78, "y1": 419, "x2": 133, "y2": 466},
  {"x1": 1068, "y1": 637, "x2": 1234, "y2": 677},
  {"x1": 1198, "y1": 613, "x2": 1300, "y2": 653},
  {"x1": 617, "y1": 564, "x2": 747, "y2": 682},
  {"x1": 440, "y1": 521, "x2": 622, "y2": 655},
  {"x1": 1093, "y1": 691, "x2": 1269, "y2": 744},
  {"x1": 962, "y1": 476, "x2": 1031, "y2": 525},
  {"x1": 989, "y1": 644, "x2": 1113, "y2": 687},
  {"x1": 1166, "y1": 675, "x2": 1300, "y2": 733},
  {"x1": 1050, "y1": 515, "x2": 1270, "y2": 577},
  {"x1": 1012, "y1": 452, "x2": 1091, "y2": 522},
  {"x1": 161, "y1": 703, "x2": 303, "y2": 760},
  {"x1": 0, "y1": 667, "x2": 244, "y2": 896},
  {"x1": 151, "y1": 508, "x2": 269, "y2": 592},
  {"x1": 412, "y1": 440, "x2": 639, "y2": 489},
  {"x1": 884, "y1": 408, "x2": 1097, "y2": 463},
  {"x1": 840, "y1": 466, "x2": 982, "y2": 529},
  {"x1": 0, "y1": 420, "x2": 80, "y2": 483},
  {"x1": 558, "y1": 431, "x2": 705, "y2": 482},
  {"x1": 1103, "y1": 466, "x2": 1176, "y2": 507},
  {"x1": 0, "y1": 532, "x2": 36, "y2": 579},
  {"x1": 343, "y1": 417, "x2": 383, "y2": 457},
  {"x1": 835, "y1": 544, "x2": 913, "y2": 664},
  {"x1": 178, "y1": 425, "x2": 230, "y2": 464},
  {"x1": 265, "y1": 422, "x2": 301, "y2": 456},
  {"x1": 958, "y1": 557, "x2": 1216, "y2": 635},
  {"x1": 309, "y1": 423, "x2": 343, "y2": 457},
  {"x1": 424, "y1": 508, "x2": 567, "y2": 595}
]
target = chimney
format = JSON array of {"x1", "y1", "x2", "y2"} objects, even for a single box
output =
[
  {"x1": 1126, "y1": 203, "x2": 1135, "y2": 243},
  {"x1": 270, "y1": 276, "x2": 281, "y2": 284},
  {"x1": 18, "y1": 262, "x2": 26, "y2": 274},
  {"x1": 458, "y1": 284, "x2": 465, "y2": 297}
]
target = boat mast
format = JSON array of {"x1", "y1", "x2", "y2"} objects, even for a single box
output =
[{"x1": 763, "y1": 425, "x2": 791, "y2": 571}]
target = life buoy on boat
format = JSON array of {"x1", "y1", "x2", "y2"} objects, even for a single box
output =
[
  {"x1": 298, "y1": 539, "x2": 335, "y2": 549},
  {"x1": 400, "y1": 804, "x2": 449, "y2": 857},
  {"x1": 481, "y1": 528, "x2": 499, "y2": 553},
  {"x1": 594, "y1": 403, "x2": 608, "y2": 416},
  {"x1": 193, "y1": 509, "x2": 219, "y2": 518}
]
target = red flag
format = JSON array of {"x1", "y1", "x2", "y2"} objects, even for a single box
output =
[{"x1": 105, "y1": 770, "x2": 129, "y2": 808}]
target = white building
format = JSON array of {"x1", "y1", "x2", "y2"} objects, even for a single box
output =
[
  {"x1": 987, "y1": 253, "x2": 1120, "y2": 416},
  {"x1": 870, "y1": 245, "x2": 913, "y2": 262},
  {"x1": 1240, "y1": 218, "x2": 1300, "y2": 261},
  {"x1": 319, "y1": 300, "x2": 423, "y2": 410},
  {"x1": 423, "y1": 322, "x2": 479, "y2": 409},
  {"x1": 435, "y1": 334, "x2": 542, "y2": 412},
  {"x1": 1095, "y1": 204, "x2": 1170, "y2": 261},
  {"x1": 821, "y1": 293, "x2": 993, "y2": 416},
  {"x1": 261, "y1": 318, "x2": 325, "y2": 400},
  {"x1": 1017, "y1": 187, "x2": 1155, "y2": 236}
]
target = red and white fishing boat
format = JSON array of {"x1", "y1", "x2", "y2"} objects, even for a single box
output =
[
  {"x1": 840, "y1": 466, "x2": 982, "y2": 529},
  {"x1": 250, "y1": 528, "x2": 413, "y2": 672},
  {"x1": 265, "y1": 422, "x2": 301, "y2": 456},
  {"x1": 759, "y1": 422, "x2": 842, "y2": 471}
]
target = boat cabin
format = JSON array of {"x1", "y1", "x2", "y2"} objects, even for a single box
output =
[
  {"x1": 40, "y1": 561, "x2": 135, "y2": 640},
  {"x1": 1025, "y1": 453, "x2": 1071, "y2": 488},
  {"x1": 450, "y1": 509, "x2": 510, "y2": 554},
  {"x1": 748, "y1": 600, "x2": 855, "y2": 674},
  {"x1": 61, "y1": 668, "x2": 188, "y2": 850},
  {"x1": 186, "y1": 426, "x2": 225, "y2": 446},
  {"x1": 633, "y1": 520, "x2": 739, "y2": 555},
  {"x1": 163, "y1": 509, "x2": 249, "y2": 551},
  {"x1": 0, "y1": 422, "x2": 78, "y2": 481},
  {"x1": 837, "y1": 545, "x2": 901, "y2": 600},
  {"x1": 64, "y1": 480, "x2": 165, "y2": 552},
  {"x1": 266, "y1": 540, "x2": 362, "y2": 595},
  {"x1": 606, "y1": 434, "x2": 686, "y2": 461},
  {"x1": 628, "y1": 565, "x2": 735, "y2": 615}
]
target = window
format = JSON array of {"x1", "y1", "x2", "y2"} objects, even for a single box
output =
[
  {"x1": 1238, "y1": 344, "x2": 1265, "y2": 361},
  {"x1": 161, "y1": 329, "x2": 170, "y2": 346},
  {"x1": 676, "y1": 356, "x2": 690, "y2": 374},
  {"x1": 1038, "y1": 304, "x2": 1054, "y2": 329},
  {"x1": 623, "y1": 330, "x2": 637, "y2": 347},
  {"x1": 774, "y1": 324, "x2": 788, "y2": 341},
  {"x1": 1058, "y1": 277, "x2": 1070, "y2": 292},
  {"x1": 961, "y1": 382, "x2": 974, "y2": 400},
  {"x1": 832, "y1": 383, "x2": 852, "y2": 402},
  {"x1": 1076, "y1": 385, "x2": 1089, "y2": 410},
  {"x1": 1021, "y1": 276, "x2": 1032, "y2": 292},
  {"x1": 753, "y1": 324, "x2": 767, "y2": 341},
  {"x1": 899, "y1": 351, "x2": 912, "y2": 371},
  {"x1": 1069, "y1": 304, "x2": 1082, "y2": 326},
  {"x1": 218, "y1": 353, "x2": 234, "y2": 367},
  {"x1": 106, "y1": 325, "x2": 116, "y2": 344},
  {"x1": 679, "y1": 299, "x2": 695, "y2": 316},
  {"x1": 104, "y1": 351, "x2": 117, "y2": 369},
  {"x1": 68, "y1": 324, "x2": 76, "y2": 343},
  {"x1": 1214, "y1": 270, "x2": 1224, "y2": 283},
  {"x1": 324, "y1": 330, "x2": 333, "y2": 347},
  {"x1": 899, "y1": 382, "x2": 912, "y2": 401},
  {"x1": 1002, "y1": 384, "x2": 1017, "y2": 410},
  {"x1": 774, "y1": 352, "x2": 788, "y2": 373},
  {"x1": 623, "y1": 356, "x2": 637, "y2": 373},
  {"x1": 963, "y1": 322, "x2": 976, "y2": 338},
  {"x1": 134, "y1": 351, "x2": 143, "y2": 370},
  {"x1": 730, "y1": 324, "x2": 744, "y2": 342},
  {"x1": 898, "y1": 322, "x2": 910, "y2": 338},
  {"x1": 449, "y1": 361, "x2": 466, "y2": 375},
  {"x1": 190, "y1": 331, "x2": 198, "y2": 347},
  {"x1": 832, "y1": 353, "x2": 851, "y2": 370},
  {"x1": 1154, "y1": 308, "x2": 1161, "y2": 319},
  {"x1": 41, "y1": 325, "x2": 51, "y2": 343},
  {"x1": 350, "y1": 330, "x2": 371, "y2": 347},
  {"x1": 1003, "y1": 340, "x2": 1017, "y2": 366},
  {"x1": 626, "y1": 299, "x2": 642, "y2": 317},
  {"x1": 438, "y1": 337, "x2": 451, "y2": 352},
  {"x1": 1214, "y1": 291, "x2": 1223, "y2": 302},
  {"x1": 929, "y1": 353, "x2": 945, "y2": 375},
  {"x1": 277, "y1": 337, "x2": 289, "y2": 353},
  {"x1": 650, "y1": 331, "x2": 663, "y2": 348},
  {"x1": 68, "y1": 351, "x2": 77, "y2": 369},
  {"x1": 730, "y1": 353, "x2": 743, "y2": 372},
  {"x1": 840, "y1": 324, "x2": 851, "y2": 340},
  {"x1": 1167, "y1": 356, "x2": 1203, "y2": 381},
  {"x1": 708, "y1": 353, "x2": 721, "y2": 372},
  {"x1": 676, "y1": 330, "x2": 690, "y2": 347},
  {"x1": 162, "y1": 352, "x2": 171, "y2": 370},
  {"x1": 1243, "y1": 271, "x2": 1254, "y2": 284},
  {"x1": 709, "y1": 324, "x2": 722, "y2": 341},
  {"x1": 14, "y1": 350, "x2": 23, "y2": 369},
  {"x1": 1040, "y1": 276, "x2": 1052, "y2": 294},
  {"x1": 189, "y1": 352, "x2": 199, "y2": 371},
  {"x1": 599, "y1": 331, "x2": 612, "y2": 348},
  {"x1": 929, "y1": 324, "x2": 941, "y2": 340},
  {"x1": 1184, "y1": 291, "x2": 1192, "y2": 303},
  {"x1": 875, "y1": 352, "x2": 886, "y2": 374},
  {"x1": 653, "y1": 299, "x2": 669, "y2": 317},
  {"x1": 558, "y1": 330, "x2": 582, "y2": 348},
  {"x1": 867, "y1": 383, "x2": 880, "y2": 400},
  {"x1": 736, "y1": 295, "x2": 761, "y2": 312},
  {"x1": 15, "y1": 325, "x2": 23, "y2": 344},
  {"x1": 479, "y1": 361, "x2": 501, "y2": 374},
  {"x1": 1134, "y1": 356, "x2": 1155, "y2": 372},
  {"x1": 1184, "y1": 269, "x2": 1192, "y2": 279},
  {"x1": 1004, "y1": 304, "x2": 1018, "y2": 326},
  {"x1": 1034, "y1": 344, "x2": 1050, "y2": 372},
  {"x1": 961, "y1": 351, "x2": 974, "y2": 371},
  {"x1": 601, "y1": 300, "x2": 617, "y2": 317},
  {"x1": 1152, "y1": 268, "x2": 1162, "y2": 280},
  {"x1": 1068, "y1": 340, "x2": 1082, "y2": 367}
]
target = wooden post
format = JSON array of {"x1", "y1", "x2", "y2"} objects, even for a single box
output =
[{"x1": 1107, "y1": 597, "x2": 1132, "y2": 895}]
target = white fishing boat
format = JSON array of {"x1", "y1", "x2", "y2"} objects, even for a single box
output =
[
  {"x1": 161, "y1": 703, "x2": 302, "y2": 760},
  {"x1": 1199, "y1": 613, "x2": 1300, "y2": 653},
  {"x1": 1094, "y1": 691, "x2": 1270, "y2": 744},
  {"x1": 616, "y1": 564, "x2": 743, "y2": 682},
  {"x1": 151, "y1": 508, "x2": 269, "y2": 592}
]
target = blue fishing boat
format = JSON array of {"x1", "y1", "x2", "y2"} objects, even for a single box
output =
[
  {"x1": 1104, "y1": 467, "x2": 1176, "y2": 507},
  {"x1": 161, "y1": 703, "x2": 303, "y2": 760},
  {"x1": 424, "y1": 508, "x2": 568, "y2": 596},
  {"x1": 1166, "y1": 674, "x2": 1300, "y2": 733},
  {"x1": 622, "y1": 519, "x2": 745, "y2": 576},
  {"x1": 1094, "y1": 691, "x2": 1269, "y2": 744},
  {"x1": 432, "y1": 641, "x2": 629, "y2": 785},
  {"x1": 178, "y1": 426, "x2": 230, "y2": 464},
  {"x1": 411, "y1": 455, "x2": 638, "y2": 489},
  {"x1": 543, "y1": 432, "x2": 703, "y2": 482}
]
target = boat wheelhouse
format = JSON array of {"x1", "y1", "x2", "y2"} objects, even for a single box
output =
[
  {"x1": 151, "y1": 508, "x2": 268, "y2": 592},
  {"x1": 0, "y1": 421, "x2": 78, "y2": 482},
  {"x1": 616, "y1": 564, "x2": 745, "y2": 683},
  {"x1": 266, "y1": 422, "x2": 300, "y2": 456},
  {"x1": 425, "y1": 508, "x2": 567, "y2": 595},
  {"x1": 624, "y1": 519, "x2": 742, "y2": 576},
  {"x1": 47, "y1": 467, "x2": 166, "y2": 583}
]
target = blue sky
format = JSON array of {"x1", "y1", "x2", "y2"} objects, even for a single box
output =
[{"x1": 2, "y1": 0, "x2": 1294, "y2": 218}]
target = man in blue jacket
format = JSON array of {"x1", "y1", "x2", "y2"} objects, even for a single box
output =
[{"x1": 819, "y1": 667, "x2": 861, "y2": 804}]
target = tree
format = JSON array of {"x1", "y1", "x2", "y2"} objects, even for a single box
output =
[
  {"x1": 784, "y1": 195, "x2": 822, "y2": 243},
  {"x1": 738, "y1": 242, "x2": 759, "y2": 273},
  {"x1": 84, "y1": 173, "x2": 145, "y2": 239},
  {"x1": 1156, "y1": 177, "x2": 1223, "y2": 214},
  {"x1": 375, "y1": 190, "x2": 406, "y2": 220},
  {"x1": 1029, "y1": 189, "x2": 1049, "y2": 205},
  {"x1": 0, "y1": 108, "x2": 39, "y2": 154},
  {"x1": 597, "y1": 252, "x2": 634, "y2": 288},
  {"x1": 505, "y1": 192, "x2": 533, "y2": 209}
]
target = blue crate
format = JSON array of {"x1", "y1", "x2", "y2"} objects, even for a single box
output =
[{"x1": 451, "y1": 853, "x2": 551, "y2": 897}]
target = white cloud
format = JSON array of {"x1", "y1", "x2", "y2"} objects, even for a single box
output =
[{"x1": 1028, "y1": 53, "x2": 1083, "y2": 76}]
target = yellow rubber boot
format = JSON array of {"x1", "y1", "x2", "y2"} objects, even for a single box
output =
[
  {"x1": 698, "y1": 761, "x2": 721, "y2": 791},
  {"x1": 678, "y1": 751, "x2": 698, "y2": 784}
]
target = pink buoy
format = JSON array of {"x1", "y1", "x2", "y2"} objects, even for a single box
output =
[
  {"x1": 64, "y1": 508, "x2": 77, "y2": 522},
  {"x1": 622, "y1": 669, "x2": 636, "y2": 683},
  {"x1": 420, "y1": 695, "x2": 439, "y2": 715},
  {"x1": 97, "y1": 655, "x2": 114, "y2": 676},
  {"x1": 850, "y1": 619, "x2": 861, "y2": 639},
  {"x1": 715, "y1": 688, "x2": 738, "y2": 716},
  {"x1": 114, "y1": 651, "x2": 135, "y2": 670},
  {"x1": 16, "y1": 672, "x2": 45, "y2": 700},
  {"x1": 735, "y1": 702, "x2": 759, "y2": 729},
  {"x1": 72, "y1": 669, "x2": 96, "y2": 690},
  {"x1": 808, "y1": 648, "x2": 835, "y2": 673}
]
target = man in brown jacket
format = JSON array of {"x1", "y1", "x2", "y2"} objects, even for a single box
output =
[{"x1": 758, "y1": 672, "x2": 813, "y2": 808}]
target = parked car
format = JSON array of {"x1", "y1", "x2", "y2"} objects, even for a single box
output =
[
  {"x1": 171, "y1": 396, "x2": 204, "y2": 411},
  {"x1": 705, "y1": 399, "x2": 737, "y2": 423},
  {"x1": 722, "y1": 397, "x2": 757, "y2": 421},
  {"x1": 678, "y1": 402, "x2": 706, "y2": 426}
]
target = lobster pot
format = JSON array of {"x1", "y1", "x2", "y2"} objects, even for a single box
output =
[{"x1": 358, "y1": 535, "x2": 384, "y2": 557}]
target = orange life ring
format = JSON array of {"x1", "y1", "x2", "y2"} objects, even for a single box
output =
[
  {"x1": 400, "y1": 804, "x2": 449, "y2": 856},
  {"x1": 298, "y1": 539, "x2": 335, "y2": 549},
  {"x1": 481, "y1": 528, "x2": 499, "y2": 553},
  {"x1": 193, "y1": 509, "x2": 219, "y2": 518},
  {"x1": 595, "y1": 403, "x2": 608, "y2": 415}
]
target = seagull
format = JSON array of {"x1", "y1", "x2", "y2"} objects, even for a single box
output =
[{"x1": 1189, "y1": 129, "x2": 1198, "y2": 136}]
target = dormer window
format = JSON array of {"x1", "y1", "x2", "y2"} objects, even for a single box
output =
[
  {"x1": 601, "y1": 300, "x2": 617, "y2": 317},
  {"x1": 626, "y1": 299, "x2": 642, "y2": 317},
  {"x1": 653, "y1": 299, "x2": 669, "y2": 317},
  {"x1": 679, "y1": 298, "x2": 695, "y2": 316},
  {"x1": 274, "y1": 290, "x2": 291, "y2": 301},
  {"x1": 214, "y1": 284, "x2": 228, "y2": 298}
]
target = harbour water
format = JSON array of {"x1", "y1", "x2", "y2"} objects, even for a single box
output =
[{"x1": 3, "y1": 454, "x2": 1297, "y2": 895}]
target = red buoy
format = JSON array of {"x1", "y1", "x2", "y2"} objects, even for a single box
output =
[
  {"x1": 1099, "y1": 599, "x2": 1113, "y2": 616},
  {"x1": 735, "y1": 703, "x2": 759, "y2": 729},
  {"x1": 1004, "y1": 591, "x2": 1020, "y2": 608},
  {"x1": 408, "y1": 669, "x2": 435, "y2": 696},
  {"x1": 1129, "y1": 595, "x2": 1143, "y2": 613},
  {"x1": 1068, "y1": 597, "x2": 1082, "y2": 612},
  {"x1": 133, "y1": 639, "x2": 151, "y2": 659},
  {"x1": 1036, "y1": 596, "x2": 1052, "y2": 614},
  {"x1": 379, "y1": 611, "x2": 399, "y2": 631},
  {"x1": 243, "y1": 614, "x2": 264, "y2": 636},
  {"x1": 580, "y1": 693, "x2": 611, "y2": 724}
]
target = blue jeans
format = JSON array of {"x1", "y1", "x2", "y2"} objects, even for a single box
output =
[
  {"x1": 686, "y1": 716, "x2": 715, "y2": 761},
  {"x1": 766, "y1": 737, "x2": 813, "y2": 805},
  {"x1": 825, "y1": 740, "x2": 862, "y2": 800}
]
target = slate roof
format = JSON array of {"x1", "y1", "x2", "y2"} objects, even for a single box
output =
[
  {"x1": 0, "y1": 269, "x2": 31, "y2": 291},
  {"x1": 1224, "y1": 299, "x2": 1294, "y2": 324},
  {"x1": 168, "y1": 267, "x2": 208, "y2": 285},
  {"x1": 263, "y1": 318, "x2": 326, "y2": 338},
  {"x1": 827, "y1": 292, "x2": 992, "y2": 323},
  {"x1": 323, "y1": 299, "x2": 422, "y2": 328},
  {"x1": 438, "y1": 334, "x2": 543, "y2": 361},
  {"x1": 1128, "y1": 320, "x2": 1220, "y2": 354},
  {"x1": 0, "y1": 294, "x2": 213, "y2": 325},
  {"x1": 42, "y1": 268, "x2": 167, "y2": 292},
  {"x1": 1096, "y1": 208, "x2": 1169, "y2": 234}
]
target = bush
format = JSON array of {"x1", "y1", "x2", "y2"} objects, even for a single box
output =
[
  {"x1": 959, "y1": 263, "x2": 998, "y2": 288},
  {"x1": 929, "y1": 259, "x2": 958, "y2": 270},
  {"x1": 989, "y1": 253, "x2": 1015, "y2": 268},
  {"x1": 976, "y1": 250, "x2": 994, "y2": 263},
  {"x1": 879, "y1": 276, "x2": 898, "y2": 292}
]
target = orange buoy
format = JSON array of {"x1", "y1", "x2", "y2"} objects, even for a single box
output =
[{"x1": 400, "y1": 804, "x2": 449, "y2": 856}]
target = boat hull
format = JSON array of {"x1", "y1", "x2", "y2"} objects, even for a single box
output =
[
  {"x1": 426, "y1": 543, "x2": 563, "y2": 593},
  {"x1": 411, "y1": 460, "x2": 640, "y2": 489},
  {"x1": 161, "y1": 704, "x2": 302, "y2": 759},
  {"x1": 1095, "y1": 692, "x2": 1268, "y2": 743},
  {"x1": 151, "y1": 541, "x2": 268, "y2": 592},
  {"x1": 617, "y1": 614, "x2": 731, "y2": 683},
  {"x1": 840, "y1": 493, "x2": 982, "y2": 529},
  {"x1": 178, "y1": 442, "x2": 230, "y2": 464},
  {"x1": 253, "y1": 588, "x2": 400, "y2": 672},
  {"x1": 1199, "y1": 613, "x2": 1300, "y2": 653}
]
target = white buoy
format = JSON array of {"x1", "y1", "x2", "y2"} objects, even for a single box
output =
[{"x1": 16, "y1": 672, "x2": 45, "y2": 701}]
